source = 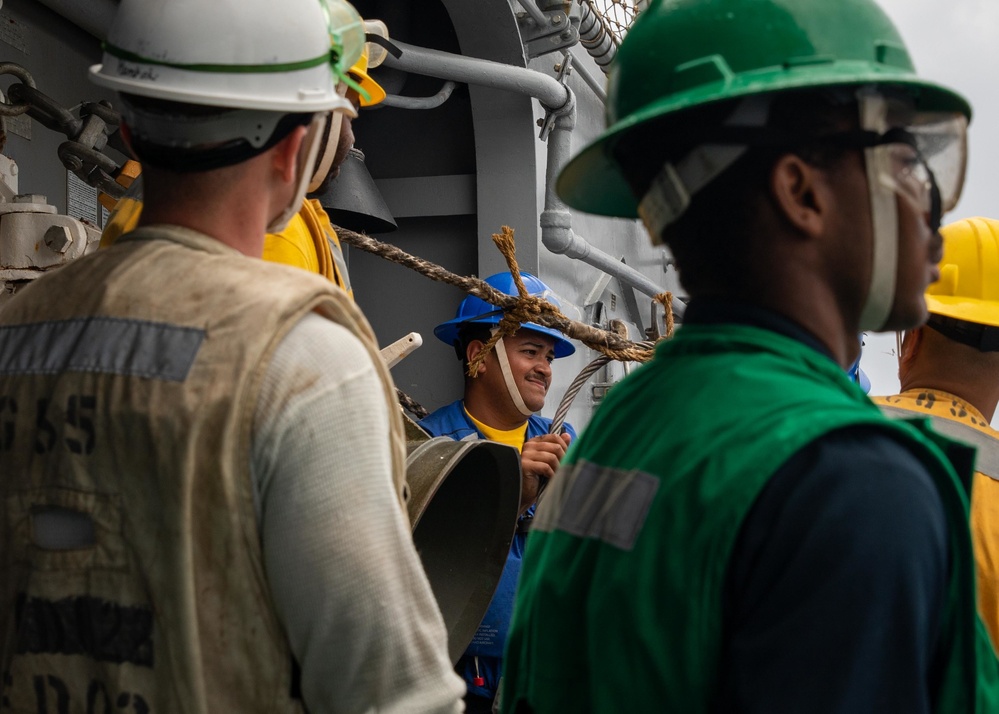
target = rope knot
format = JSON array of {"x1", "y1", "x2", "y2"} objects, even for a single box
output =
[
  {"x1": 654, "y1": 291, "x2": 675, "y2": 339},
  {"x1": 467, "y1": 226, "x2": 564, "y2": 377},
  {"x1": 332, "y1": 222, "x2": 666, "y2": 373}
]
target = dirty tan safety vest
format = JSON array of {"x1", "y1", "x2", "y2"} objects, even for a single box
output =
[
  {"x1": 876, "y1": 389, "x2": 999, "y2": 654},
  {"x1": 104, "y1": 196, "x2": 354, "y2": 299},
  {"x1": 0, "y1": 226, "x2": 407, "y2": 713}
]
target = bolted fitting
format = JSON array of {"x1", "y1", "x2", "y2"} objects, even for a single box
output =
[
  {"x1": 44, "y1": 224, "x2": 74, "y2": 254},
  {"x1": 14, "y1": 194, "x2": 47, "y2": 204}
]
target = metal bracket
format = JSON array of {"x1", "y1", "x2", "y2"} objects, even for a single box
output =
[
  {"x1": 583, "y1": 299, "x2": 605, "y2": 329},
  {"x1": 517, "y1": 6, "x2": 579, "y2": 59},
  {"x1": 537, "y1": 53, "x2": 574, "y2": 140},
  {"x1": 590, "y1": 381, "x2": 613, "y2": 404},
  {"x1": 583, "y1": 268, "x2": 613, "y2": 311},
  {"x1": 615, "y1": 269, "x2": 643, "y2": 334}
]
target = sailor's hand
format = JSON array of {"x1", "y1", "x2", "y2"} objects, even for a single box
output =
[{"x1": 519, "y1": 432, "x2": 571, "y2": 513}]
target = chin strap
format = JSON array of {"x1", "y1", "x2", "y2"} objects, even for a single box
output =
[
  {"x1": 307, "y1": 83, "x2": 354, "y2": 193},
  {"x1": 493, "y1": 335, "x2": 536, "y2": 417},
  {"x1": 857, "y1": 91, "x2": 899, "y2": 332},
  {"x1": 267, "y1": 113, "x2": 325, "y2": 233},
  {"x1": 307, "y1": 112, "x2": 338, "y2": 193}
]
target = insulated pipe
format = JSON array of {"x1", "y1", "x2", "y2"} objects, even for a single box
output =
[
  {"x1": 577, "y1": 1, "x2": 617, "y2": 73},
  {"x1": 384, "y1": 39, "x2": 682, "y2": 316},
  {"x1": 381, "y1": 81, "x2": 457, "y2": 110}
]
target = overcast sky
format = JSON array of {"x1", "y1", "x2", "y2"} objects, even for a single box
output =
[{"x1": 859, "y1": 0, "x2": 998, "y2": 398}]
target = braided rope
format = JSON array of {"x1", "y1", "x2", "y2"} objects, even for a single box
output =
[
  {"x1": 334, "y1": 224, "x2": 660, "y2": 367},
  {"x1": 467, "y1": 227, "x2": 548, "y2": 377},
  {"x1": 655, "y1": 291, "x2": 675, "y2": 338},
  {"x1": 396, "y1": 388, "x2": 429, "y2": 420}
]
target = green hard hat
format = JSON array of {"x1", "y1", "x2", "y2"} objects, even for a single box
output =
[{"x1": 558, "y1": 0, "x2": 972, "y2": 218}]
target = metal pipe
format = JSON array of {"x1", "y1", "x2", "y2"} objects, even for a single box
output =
[
  {"x1": 557, "y1": 226, "x2": 685, "y2": 318},
  {"x1": 541, "y1": 97, "x2": 686, "y2": 316},
  {"x1": 384, "y1": 40, "x2": 570, "y2": 112},
  {"x1": 381, "y1": 81, "x2": 457, "y2": 110},
  {"x1": 543, "y1": 99, "x2": 575, "y2": 208},
  {"x1": 514, "y1": 0, "x2": 550, "y2": 28},
  {"x1": 567, "y1": 51, "x2": 607, "y2": 104},
  {"x1": 384, "y1": 39, "x2": 679, "y2": 315}
]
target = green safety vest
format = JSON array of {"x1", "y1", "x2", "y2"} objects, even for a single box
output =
[{"x1": 503, "y1": 323, "x2": 999, "y2": 713}]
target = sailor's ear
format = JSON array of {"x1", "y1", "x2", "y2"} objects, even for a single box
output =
[
  {"x1": 769, "y1": 152, "x2": 831, "y2": 240},
  {"x1": 899, "y1": 327, "x2": 925, "y2": 375},
  {"x1": 272, "y1": 125, "x2": 307, "y2": 184},
  {"x1": 465, "y1": 340, "x2": 488, "y2": 377}
]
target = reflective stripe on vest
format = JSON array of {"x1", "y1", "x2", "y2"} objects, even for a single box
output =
[
  {"x1": 880, "y1": 405, "x2": 999, "y2": 481},
  {"x1": 328, "y1": 236, "x2": 351, "y2": 294},
  {"x1": 533, "y1": 460, "x2": 660, "y2": 551},
  {"x1": 0, "y1": 317, "x2": 203, "y2": 381}
]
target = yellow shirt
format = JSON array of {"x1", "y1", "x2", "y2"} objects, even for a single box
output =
[
  {"x1": 465, "y1": 407, "x2": 528, "y2": 453},
  {"x1": 100, "y1": 196, "x2": 352, "y2": 299},
  {"x1": 875, "y1": 389, "x2": 999, "y2": 652}
]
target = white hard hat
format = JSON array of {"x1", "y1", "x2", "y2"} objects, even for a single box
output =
[{"x1": 89, "y1": 0, "x2": 357, "y2": 115}]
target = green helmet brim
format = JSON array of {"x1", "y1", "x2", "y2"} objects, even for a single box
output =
[{"x1": 558, "y1": 69, "x2": 971, "y2": 219}]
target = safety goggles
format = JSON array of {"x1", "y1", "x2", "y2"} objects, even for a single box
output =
[
  {"x1": 319, "y1": 0, "x2": 366, "y2": 89},
  {"x1": 694, "y1": 118, "x2": 966, "y2": 232},
  {"x1": 812, "y1": 89, "x2": 967, "y2": 221},
  {"x1": 802, "y1": 116, "x2": 967, "y2": 231},
  {"x1": 636, "y1": 93, "x2": 967, "y2": 240},
  {"x1": 849, "y1": 90, "x2": 968, "y2": 331}
]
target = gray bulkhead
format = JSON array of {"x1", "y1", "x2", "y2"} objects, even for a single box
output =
[{"x1": 0, "y1": 0, "x2": 680, "y2": 431}]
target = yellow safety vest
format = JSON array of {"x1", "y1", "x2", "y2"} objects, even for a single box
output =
[
  {"x1": 101, "y1": 196, "x2": 353, "y2": 298},
  {"x1": 876, "y1": 389, "x2": 999, "y2": 653}
]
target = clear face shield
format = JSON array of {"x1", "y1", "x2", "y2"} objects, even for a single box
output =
[{"x1": 855, "y1": 89, "x2": 968, "y2": 331}]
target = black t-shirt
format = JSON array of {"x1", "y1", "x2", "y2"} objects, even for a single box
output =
[{"x1": 686, "y1": 299, "x2": 949, "y2": 714}]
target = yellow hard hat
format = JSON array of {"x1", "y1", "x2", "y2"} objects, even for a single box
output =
[
  {"x1": 349, "y1": 47, "x2": 386, "y2": 107},
  {"x1": 927, "y1": 217, "x2": 999, "y2": 328}
]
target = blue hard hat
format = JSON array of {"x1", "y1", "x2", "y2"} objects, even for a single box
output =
[{"x1": 434, "y1": 272, "x2": 576, "y2": 358}]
